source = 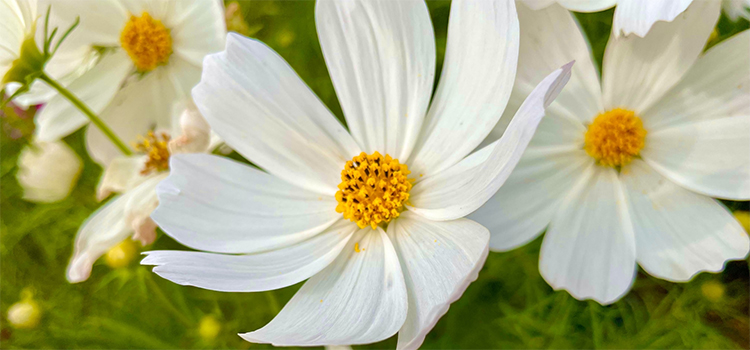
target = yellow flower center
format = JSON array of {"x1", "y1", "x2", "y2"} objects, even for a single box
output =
[
  {"x1": 120, "y1": 12, "x2": 172, "y2": 72},
  {"x1": 584, "y1": 108, "x2": 647, "y2": 167},
  {"x1": 335, "y1": 152, "x2": 413, "y2": 229},
  {"x1": 134, "y1": 131, "x2": 171, "y2": 175}
]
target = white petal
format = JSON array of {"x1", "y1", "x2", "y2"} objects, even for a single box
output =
[
  {"x1": 315, "y1": 0, "x2": 435, "y2": 160},
  {"x1": 152, "y1": 154, "x2": 341, "y2": 254},
  {"x1": 469, "y1": 150, "x2": 592, "y2": 252},
  {"x1": 17, "y1": 141, "x2": 82, "y2": 203},
  {"x1": 168, "y1": 101, "x2": 211, "y2": 155},
  {"x1": 602, "y1": 0, "x2": 720, "y2": 113},
  {"x1": 0, "y1": 0, "x2": 33, "y2": 79},
  {"x1": 407, "y1": 0, "x2": 519, "y2": 176},
  {"x1": 67, "y1": 194, "x2": 134, "y2": 283},
  {"x1": 484, "y1": 2, "x2": 603, "y2": 147},
  {"x1": 473, "y1": 55, "x2": 592, "y2": 250},
  {"x1": 408, "y1": 62, "x2": 573, "y2": 221},
  {"x1": 35, "y1": 51, "x2": 132, "y2": 142},
  {"x1": 192, "y1": 34, "x2": 361, "y2": 195},
  {"x1": 621, "y1": 160, "x2": 750, "y2": 281},
  {"x1": 168, "y1": 0, "x2": 226, "y2": 67},
  {"x1": 387, "y1": 212, "x2": 489, "y2": 350},
  {"x1": 641, "y1": 116, "x2": 750, "y2": 200},
  {"x1": 96, "y1": 155, "x2": 149, "y2": 201},
  {"x1": 555, "y1": 0, "x2": 618, "y2": 12},
  {"x1": 123, "y1": 173, "x2": 165, "y2": 233},
  {"x1": 637, "y1": 31, "x2": 750, "y2": 200},
  {"x1": 165, "y1": 57, "x2": 202, "y2": 100},
  {"x1": 539, "y1": 167, "x2": 636, "y2": 305},
  {"x1": 42, "y1": 0, "x2": 127, "y2": 47},
  {"x1": 642, "y1": 31, "x2": 750, "y2": 130},
  {"x1": 142, "y1": 220, "x2": 357, "y2": 292},
  {"x1": 326, "y1": 346, "x2": 353, "y2": 350},
  {"x1": 612, "y1": 0, "x2": 693, "y2": 37},
  {"x1": 86, "y1": 64, "x2": 181, "y2": 166},
  {"x1": 240, "y1": 227, "x2": 408, "y2": 347},
  {"x1": 518, "y1": 0, "x2": 618, "y2": 12},
  {"x1": 518, "y1": 0, "x2": 557, "y2": 11}
]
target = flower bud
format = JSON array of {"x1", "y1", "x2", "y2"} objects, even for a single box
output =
[
  {"x1": 7, "y1": 299, "x2": 41, "y2": 329},
  {"x1": 17, "y1": 141, "x2": 82, "y2": 203},
  {"x1": 104, "y1": 239, "x2": 138, "y2": 269},
  {"x1": 198, "y1": 315, "x2": 221, "y2": 341},
  {"x1": 701, "y1": 280, "x2": 725, "y2": 302}
]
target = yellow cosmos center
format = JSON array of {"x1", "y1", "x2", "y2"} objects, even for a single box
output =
[
  {"x1": 335, "y1": 152, "x2": 413, "y2": 229},
  {"x1": 584, "y1": 108, "x2": 647, "y2": 167},
  {"x1": 134, "y1": 131, "x2": 171, "y2": 175},
  {"x1": 120, "y1": 12, "x2": 172, "y2": 72}
]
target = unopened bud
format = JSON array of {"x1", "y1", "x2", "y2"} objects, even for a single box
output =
[
  {"x1": 701, "y1": 280, "x2": 725, "y2": 302},
  {"x1": 7, "y1": 299, "x2": 41, "y2": 329},
  {"x1": 104, "y1": 239, "x2": 138, "y2": 269},
  {"x1": 199, "y1": 315, "x2": 221, "y2": 341}
]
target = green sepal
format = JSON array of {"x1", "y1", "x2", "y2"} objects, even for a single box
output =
[{"x1": 2, "y1": 32, "x2": 46, "y2": 86}]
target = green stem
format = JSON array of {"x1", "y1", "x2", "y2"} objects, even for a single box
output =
[
  {"x1": 145, "y1": 276, "x2": 193, "y2": 327},
  {"x1": 264, "y1": 291, "x2": 280, "y2": 314},
  {"x1": 39, "y1": 73, "x2": 132, "y2": 155}
]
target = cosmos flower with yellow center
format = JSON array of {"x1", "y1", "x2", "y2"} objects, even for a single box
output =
[
  {"x1": 30, "y1": 0, "x2": 225, "y2": 168},
  {"x1": 142, "y1": 1, "x2": 573, "y2": 348},
  {"x1": 66, "y1": 103, "x2": 220, "y2": 283},
  {"x1": 472, "y1": 1, "x2": 749, "y2": 305}
]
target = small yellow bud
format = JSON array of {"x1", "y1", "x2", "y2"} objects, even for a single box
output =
[
  {"x1": 701, "y1": 280, "x2": 725, "y2": 302},
  {"x1": 734, "y1": 211, "x2": 750, "y2": 233},
  {"x1": 7, "y1": 299, "x2": 41, "y2": 329},
  {"x1": 104, "y1": 239, "x2": 138, "y2": 269},
  {"x1": 198, "y1": 315, "x2": 221, "y2": 341},
  {"x1": 276, "y1": 28, "x2": 295, "y2": 48}
]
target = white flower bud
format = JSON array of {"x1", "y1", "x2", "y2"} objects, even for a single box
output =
[
  {"x1": 17, "y1": 141, "x2": 82, "y2": 203},
  {"x1": 7, "y1": 299, "x2": 41, "y2": 329}
]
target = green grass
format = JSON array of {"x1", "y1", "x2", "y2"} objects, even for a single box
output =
[{"x1": 1, "y1": 1, "x2": 749, "y2": 348}]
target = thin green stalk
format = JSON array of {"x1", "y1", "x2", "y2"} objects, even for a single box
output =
[
  {"x1": 39, "y1": 73, "x2": 132, "y2": 155},
  {"x1": 145, "y1": 276, "x2": 193, "y2": 327},
  {"x1": 265, "y1": 291, "x2": 280, "y2": 314}
]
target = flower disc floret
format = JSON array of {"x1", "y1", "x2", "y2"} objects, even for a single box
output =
[
  {"x1": 134, "y1": 131, "x2": 171, "y2": 175},
  {"x1": 584, "y1": 108, "x2": 647, "y2": 167},
  {"x1": 120, "y1": 12, "x2": 173, "y2": 72},
  {"x1": 335, "y1": 152, "x2": 413, "y2": 229}
]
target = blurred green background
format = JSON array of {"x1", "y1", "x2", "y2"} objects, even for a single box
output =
[{"x1": 2, "y1": 1, "x2": 749, "y2": 348}]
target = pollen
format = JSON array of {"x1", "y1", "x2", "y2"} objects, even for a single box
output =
[
  {"x1": 120, "y1": 12, "x2": 173, "y2": 72},
  {"x1": 134, "y1": 131, "x2": 171, "y2": 175},
  {"x1": 335, "y1": 152, "x2": 413, "y2": 229},
  {"x1": 584, "y1": 108, "x2": 647, "y2": 168}
]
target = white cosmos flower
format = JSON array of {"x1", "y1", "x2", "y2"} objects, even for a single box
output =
[
  {"x1": 66, "y1": 103, "x2": 215, "y2": 283},
  {"x1": 17, "y1": 140, "x2": 82, "y2": 203},
  {"x1": 472, "y1": 1, "x2": 750, "y2": 305},
  {"x1": 142, "y1": 0, "x2": 573, "y2": 348},
  {"x1": 2, "y1": 0, "x2": 103, "y2": 108},
  {"x1": 33, "y1": 0, "x2": 225, "y2": 167},
  {"x1": 0, "y1": 0, "x2": 37, "y2": 82},
  {"x1": 521, "y1": 0, "x2": 743, "y2": 38}
]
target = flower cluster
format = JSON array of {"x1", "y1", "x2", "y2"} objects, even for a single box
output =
[{"x1": 2, "y1": 0, "x2": 748, "y2": 348}]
